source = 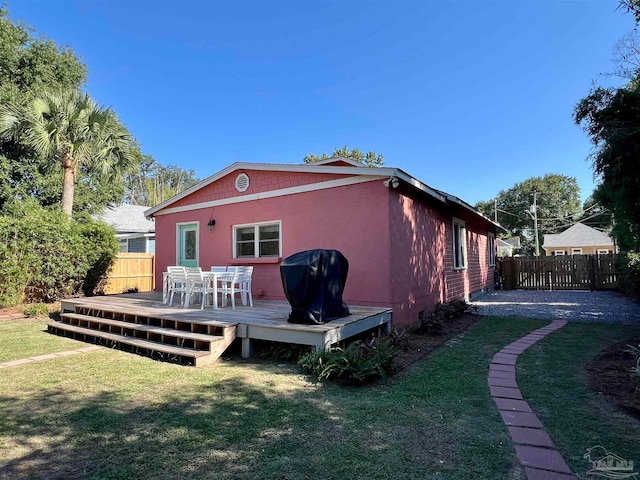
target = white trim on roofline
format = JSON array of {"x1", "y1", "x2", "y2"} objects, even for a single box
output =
[
  {"x1": 144, "y1": 160, "x2": 501, "y2": 230},
  {"x1": 144, "y1": 161, "x2": 450, "y2": 218},
  {"x1": 310, "y1": 156, "x2": 364, "y2": 167},
  {"x1": 152, "y1": 175, "x2": 381, "y2": 216}
]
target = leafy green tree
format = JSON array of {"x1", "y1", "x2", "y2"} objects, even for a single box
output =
[
  {"x1": 574, "y1": 84, "x2": 640, "y2": 252},
  {"x1": 0, "y1": 6, "x2": 133, "y2": 214},
  {"x1": 123, "y1": 154, "x2": 199, "y2": 206},
  {"x1": 0, "y1": 7, "x2": 86, "y2": 105},
  {"x1": 304, "y1": 146, "x2": 384, "y2": 167},
  {"x1": 476, "y1": 174, "x2": 581, "y2": 254},
  {"x1": 577, "y1": 195, "x2": 612, "y2": 231},
  {"x1": 0, "y1": 88, "x2": 136, "y2": 216}
]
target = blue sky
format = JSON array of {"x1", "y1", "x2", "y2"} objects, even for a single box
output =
[{"x1": 9, "y1": 1, "x2": 633, "y2": 205}]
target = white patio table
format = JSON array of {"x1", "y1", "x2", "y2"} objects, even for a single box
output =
[{"x1": 201, "y1": 271, "x2": 235, "y2": 309}]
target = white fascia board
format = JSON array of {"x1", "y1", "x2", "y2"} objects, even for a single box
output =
[
  {"x1": 311, "y1": 157, "x2": 364, "y2": 167},
  {"x1": 153, "y1": 175, "x2": 382, "y2": 216},
  {"x1": 145, "y1": 162, "x2": 400, "y2": 218},
  {"x1": 442, "y1": 193, "x2": 502, "y2": 229}
]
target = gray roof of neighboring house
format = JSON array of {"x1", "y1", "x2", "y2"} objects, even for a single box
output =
[
  {"x1": 98, "y1": 204, "x2": 155, "y2": 234},
  {"x1": 503, "y1": 236, "x2": 521, "y2": 247},
  {"x1": 542, "y1": 222, "x2": 613, "y2": 248},
  {"x1": 497, "y1": 238, "x2": 514, "y2": 248}
]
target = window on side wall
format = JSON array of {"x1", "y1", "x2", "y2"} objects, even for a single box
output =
[
  {"x1": 488, "y1": 233, "x2": 496, "y2": 266},
  {"x1": 453, "y1": 218, "x2": 467, "y2": 270},
  {"x1": 234, "y1": 221, "x2": 281, "y2": 258},
  {"x1": 554, "y1": 250, "x2": 565, "y2": 256}
]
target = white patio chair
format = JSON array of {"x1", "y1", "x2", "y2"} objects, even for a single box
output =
[
  {"x1": 185, "y1": 267, "x2": 217, "y2": 309},
  {"x1": 167, "y1": 267, "x2": 188, "y2": 306},
  {"x1": 220, "y1": 266, "x2": 253, "y2": 309},
  {"x1": 210, "y1": 266, "x2": 228, "y2": 273},
  {"x1": 238, "y1": 266, "x2": 253, "y2": 307}
]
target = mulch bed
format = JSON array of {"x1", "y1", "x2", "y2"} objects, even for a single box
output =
[
  {"x1": 392, "y1": 312, "x2": 479, "y2": 373},
  {"x1": 586, "y1": 335, "x2": 640, "y2": 420}
]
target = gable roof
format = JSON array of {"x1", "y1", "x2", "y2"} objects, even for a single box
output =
[
  {"x1": 542, "y1": 222, "x2": 613, "y2": 248},
  {"x1": 503, "y1": 236, "x2": 521, "y2": 248},
  {"x1": 98, "y1": 204, "x2": 155, "y2": 234},
  {"x1": 144, "y1": 158, "x2": 500, "y2": 228}
]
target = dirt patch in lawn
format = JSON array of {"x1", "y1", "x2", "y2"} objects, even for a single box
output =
[
  {"x1": 0, "y1": 302, "x2": 61, "y2": 322},
  {"x1": 392, "y1": 313, "x2": 480, "y2": 373},
  {"x1": 0, "y1": 306, "x2": 27, "y2": 321},
  {"x1": 586, "y1": 335, "x2": 640, "y2": 420}
]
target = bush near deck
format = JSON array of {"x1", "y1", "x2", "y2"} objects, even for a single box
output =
[{"x1": 0, "y1": 200, "x2": 118, "y2": 306}]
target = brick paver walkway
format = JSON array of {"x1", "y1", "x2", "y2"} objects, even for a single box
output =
[
  {"x1": 0, "y1": 345, "x2": 102, "y2": 369},
  {"x1": 489, "y1": 320, "x2": 578, "y2": 480}
]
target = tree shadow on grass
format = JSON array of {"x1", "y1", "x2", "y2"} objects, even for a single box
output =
[{"x1": 0, "y1": 375, "x2": 344, "y2": 480}]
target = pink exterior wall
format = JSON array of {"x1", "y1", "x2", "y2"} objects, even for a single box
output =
[
  {"x1": 388, "y1": 191, "x2": 496, "y2": 327},
  {"x1": 154, "y1": 172, "x2": 393, "y2": 308},
  {"x1": 154, "y1": 168, "x2": 496, "y2": 330},
  {"x1": 169, "y1": 170, "x2": 351, "y2": 209}
]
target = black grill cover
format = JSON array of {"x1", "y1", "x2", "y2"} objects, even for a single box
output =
[{"x1": 280, "y1": 249, "x2": 350, "y2": 324}]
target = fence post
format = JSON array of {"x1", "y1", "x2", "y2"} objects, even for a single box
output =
[{"x1": 589, "y1": 255, "x2": 596, "y2": 291}]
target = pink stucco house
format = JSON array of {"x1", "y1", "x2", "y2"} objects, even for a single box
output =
[{"x1": 145, "y1": 158, "x2": 498, "y2": 328}]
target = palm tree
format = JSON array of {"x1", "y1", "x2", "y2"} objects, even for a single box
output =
[{"x1": 0, "y1": 89, "x2": 134, "y2": 216}]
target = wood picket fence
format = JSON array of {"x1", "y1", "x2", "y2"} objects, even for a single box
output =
[
  {"x1": 103, "y1": 253, "x2": 155, "y2": 294},
  {"x1": 498, "y1": 254, "x2": 618, "y2": 291}
]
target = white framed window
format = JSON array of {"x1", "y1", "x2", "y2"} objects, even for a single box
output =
[
  {"x1": 233, "y1": 221, "x2": 281, "y2": 258},
  {"x1": 597, "y1": 249, "x2": 610, "y2": 255},
  {"x1": 452, "y1": 218, "x2": 467, "y2": 270},
  {"x1": 488, "y1": 233, "x2": 496, "y2": 267},
  {"x1": 554, "y1": 250, "x2": 565, "y2": 256},
  {"x1": 572, "y1": 248, "x2": 583, "y2": 255}
]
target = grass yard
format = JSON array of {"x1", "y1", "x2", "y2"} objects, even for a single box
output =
[
  {"x1": 0, "y1": 318, "x2": 87, "y2": 363},
  {"x1": 518, "y1": 322, "x2": 640, "y2": 478},
  {"x1": 0, "y1": 316, "x2": 638, "y2": 479}
]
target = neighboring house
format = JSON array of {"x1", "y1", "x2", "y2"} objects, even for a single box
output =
[
  {"x1": 145, "y1": 158, "x2": 498, "y2": 328},
  {"x1": 98, "y1": 204, "x2": 156, "y2": 253},
  {"x1": 542, "y1": 222, "x2": 615, "y2": 256},
  {"x1": 497, "y1": 236, "x2": 520, "y2": 257}
]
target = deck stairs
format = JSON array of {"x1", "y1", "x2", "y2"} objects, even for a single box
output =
[{"x1": 48, "y1": 303, "x2": 237, "y2": 367}]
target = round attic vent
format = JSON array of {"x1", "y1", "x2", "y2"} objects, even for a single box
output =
[{"x1": 235, "y1": 173, "x2": 249, "y2": 192}]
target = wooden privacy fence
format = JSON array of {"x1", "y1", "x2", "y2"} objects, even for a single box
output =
[
  {"x1": 499, "y1": 254, "x2": 618, "y2": 291},
  {"x1": 104, "y1": 253, "x2": 155, "y2": 294}
]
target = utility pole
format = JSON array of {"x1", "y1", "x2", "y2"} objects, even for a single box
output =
[
  {"x1": 533, "y1": 192, "x2": 539, "y2": 256},
  {"x1": 494, "y1": 199, "x2": 498, "y2": 223},
  {"x1": 525, "y1": 192, "x2": 540, "y2": 256}
]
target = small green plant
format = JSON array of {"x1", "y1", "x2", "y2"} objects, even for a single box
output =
[
  {"x1": 258, "y1": 342, "x2": 311, "y2": 361},
  {"x1": 22, "y1": 302, "x2": 49, "y2": 317},
  {"x1": 122, "y1": 286, "x2": 139, "y2": 294},
  {"x1": 419, "y1": 299, "x2": 475, "y2": 335},
  {"x1": 388, "y1": 328, "x2": 410, "y2": 352},
  {"x1": 298, "y1": 337, "x2": 400, "y2": 385}
]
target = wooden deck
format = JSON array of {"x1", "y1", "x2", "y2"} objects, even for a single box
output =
[{"x1": 51, "y1": 292, "x2": 392, "y2": 366}]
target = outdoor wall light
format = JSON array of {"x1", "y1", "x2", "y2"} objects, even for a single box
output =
[
  {"x1": 207, "y1": 219, "x2": 216, "y2": 231},
  {"x1": 383, "y1": 176, "x2": 399, "y2": 188}
]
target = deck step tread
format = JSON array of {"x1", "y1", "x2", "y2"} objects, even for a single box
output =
[
  {"x1": 72, "y1": 304, "x2": 236, "y2": 327},
  {"x1": 61, "y1": 313, "x2": 224, "y2": 342},
  {"x1": 48, "y1": 321, "x2": 210, "y2": 358}
]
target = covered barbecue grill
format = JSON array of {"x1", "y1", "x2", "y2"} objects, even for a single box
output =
[{"x1": 280, "y1": 249, "x2": 350, "y2": 324}]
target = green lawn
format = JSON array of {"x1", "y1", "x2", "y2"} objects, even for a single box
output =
[
  {"x1": 0, "y1": 318, "x2": 87, "y2": 363},
  {"x1": 0, "y1": 316, "x2": 638, "y2": 479},
  {"x1": 518, "y1": 322, "x2": 640, "y2": 478}
]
